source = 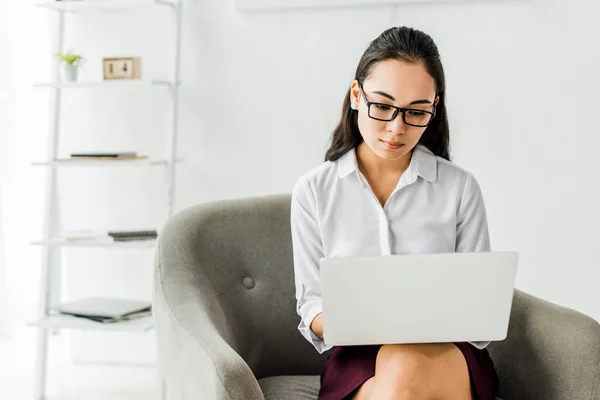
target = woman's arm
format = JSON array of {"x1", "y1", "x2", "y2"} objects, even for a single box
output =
[
  {"x1": 456, "y1": 172, "x2": 490, "y2": 253},
  {"x1": 310, "y1": 312, "x2": 324, "y2": 339},
  {"x1": 456, "y1": 172, "x2": 491, "y2": 350},
  {"x1": 291, "y1": 178, "x2": 331, "y2": 353}
]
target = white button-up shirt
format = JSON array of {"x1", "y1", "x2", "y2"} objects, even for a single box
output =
[{"x1": 291, "y1": 144, "x2": 491, "y2": 354}]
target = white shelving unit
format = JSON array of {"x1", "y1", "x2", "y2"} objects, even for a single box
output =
[
  {"x1": 29, "y1": 314, "x2": 155, "y2": 332},
  {"x1": 32, "y1": 158, "x2": 183, "y2": 167},
  {"x1": 35, "y1": 0, "x2": 176, "y2": 12},
  {"x1": 32, "y1": 1, "x2": 183, "y2": 399},
  {"x1": 30, "y1": 238, "x2": 157, "y2": 248},
  {"x1": 33, "y1": 80, "x2": 175, "y2": 89}
]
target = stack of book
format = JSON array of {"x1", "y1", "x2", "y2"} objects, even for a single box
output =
[
  {"x1": 64, "y1": 229, "x2": 158, "y2": 242},
  {"x1": 55, "y1": 297, "x2": 152, "y2": 324},
  {"x1": 108, "y1": 230, "x2": 158, "y2": 242},
  {"x1": 55, "y1": 152, "x2": 148, "y2": 162}
]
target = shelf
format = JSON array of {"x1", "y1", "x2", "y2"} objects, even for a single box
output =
[
  {"x1": 31, "y1": 238, "x2": 156, "y2": 248},
  {"x1": 34, "y1": 80, "x2": 174, "y2": 89},
  {"x1": 236, "y1": 0, "x2": 477, "y2": 11},
  {"x1": 35, "y1": 0, "x2": 176, "y2": 13},
  {"x1": 32, "y1": 158, "x2": 183, "y2": 167},
  {"x1": 28, "y1": 314, "x2": 154, "y2": 332},
  {"x1": 43, "y1": 395, "x2": 157, "y2": 400}
]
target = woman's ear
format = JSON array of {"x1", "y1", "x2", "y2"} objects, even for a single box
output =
[
  {"x1": 350, "y1": 80, "x2": 361, "y2": 109},
  {"x1": 434, "y1": 96, "x2": 440, "y2": 107}
]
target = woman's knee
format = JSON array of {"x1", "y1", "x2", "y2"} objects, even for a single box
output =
[
  {"x1": 377, "y1": 344, "x2": 438, "y2": 369},
  {"x1": 375, "y1": 343, "x2": 471, "y2": 400},
  {"x1": 375, "y1": 344, "x2": 435, "y2": 391}
]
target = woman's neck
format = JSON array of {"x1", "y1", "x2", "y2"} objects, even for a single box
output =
[{"x1": 356, "y1": 142, "x2": 413, "y2": 178}]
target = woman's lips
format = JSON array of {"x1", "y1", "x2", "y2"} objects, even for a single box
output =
[{"x1": 381, "y1": 140, "x2": 404, "y2": 150}]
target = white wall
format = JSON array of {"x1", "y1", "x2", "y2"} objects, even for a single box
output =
[
  {"x1": 7, "y1": 0, "x2": 599, "y2": 394},
  {"x1": 0, "y1": 1, "x2": 11, "y2": 339},
  {"x1": 1, "y1": 0, "x2": 52, "y2": 339}
]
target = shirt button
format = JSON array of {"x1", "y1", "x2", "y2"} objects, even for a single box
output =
[{"x1": 243, "y1": 277, "x2": 255, "y2": 289}]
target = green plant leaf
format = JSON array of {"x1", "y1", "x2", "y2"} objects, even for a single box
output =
[{"x1": 56, "y1": 52, "x2": 85, "y2": 65}]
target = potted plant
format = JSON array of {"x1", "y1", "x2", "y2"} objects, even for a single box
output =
[{"x1": 56, "y1": 51, "x2": 85, "y2": 82}]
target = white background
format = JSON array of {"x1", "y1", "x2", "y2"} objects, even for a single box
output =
[{"x1": 1, "y1": 0, "x2": 599, "y2": 396}]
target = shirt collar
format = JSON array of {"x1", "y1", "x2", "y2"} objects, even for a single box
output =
[
  {"x1": 336, "y1": 144, "x2": 438, "y2": 183},
  {"x1": 337, "y1": 148, "x2": 358, "y2": 179}
]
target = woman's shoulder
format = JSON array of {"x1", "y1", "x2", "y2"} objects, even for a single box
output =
[
  {"x1": 292, "y1": 159, "x2": 339, "y2": 199},
  {"x1": 428, "y1": 152, "x2": 483, "y2": 199},
  {"x1": 430, "y1": 151, "x2": 478, "y2": 185}
]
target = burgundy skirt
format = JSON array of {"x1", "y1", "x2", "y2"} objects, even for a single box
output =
[{"x1": 318, "y1": 343, "x2": 499, "y2": 400}]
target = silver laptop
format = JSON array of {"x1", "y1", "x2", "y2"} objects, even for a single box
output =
[{"x1": 320, "y1": 251, "x2": 518, "y2": 346}]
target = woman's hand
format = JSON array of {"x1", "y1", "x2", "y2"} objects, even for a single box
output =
[{"x1": 310, "y1": 312, "x2": 324, "y2": 339}]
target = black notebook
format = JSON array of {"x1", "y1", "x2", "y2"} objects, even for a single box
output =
[
  {"x1": 56, "y1": 298, "x2": 152, "y2": 323},
  {"x1": 70, "y1": 152, "x2": 138, "y2": 158},
  {"x1": 108, "y1": 230, "x2": 157, "y2": 239}
]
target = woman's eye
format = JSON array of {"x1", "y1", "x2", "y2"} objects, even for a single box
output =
[
  {"x1": 375, "y1": 104, "x2": 393, "y2": 111},
  {"x1": 407, "y1": 110, "x2": 426, "y2": 117}
]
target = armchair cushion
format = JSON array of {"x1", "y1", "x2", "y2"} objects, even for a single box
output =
[{"x1": 259, "y1": 376, "x2": 320, "y2": 400}]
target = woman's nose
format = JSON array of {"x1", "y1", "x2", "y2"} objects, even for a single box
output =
[{"x1": 386, "y1": 112, "x2": 407, "y2": 135}]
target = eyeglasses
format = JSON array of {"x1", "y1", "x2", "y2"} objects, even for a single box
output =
[{"x1": 358, "y1": 82, "x2": 436, "y2": 128}]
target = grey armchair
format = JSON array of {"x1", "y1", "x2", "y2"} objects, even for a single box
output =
[{"x1": 154, "y1": 195, "x2": 600, "y2": 400}]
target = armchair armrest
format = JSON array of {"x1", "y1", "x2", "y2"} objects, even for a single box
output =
[
  {"x1": 154, "y1": 255, "x2": 264, "y2": 400},
  {"x1": 488, "y1": 289, "x2": 600, "y2": 400}
]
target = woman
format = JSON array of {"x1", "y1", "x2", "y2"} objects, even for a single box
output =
[{"x1": 290, "y1": 27, "x2": 499, "y2": 400}]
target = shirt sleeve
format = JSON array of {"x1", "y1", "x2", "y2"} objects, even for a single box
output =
[
  {"x1": 456, "y1": 172, "x2": 491, "y2": 350},
  {"x1": 290, "y1": 177, "x2": 332, "y2": 354}
]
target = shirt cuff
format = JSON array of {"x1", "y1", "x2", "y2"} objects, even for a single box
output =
[
  {"x1": 468, "y1": 341, "x2": 490, "y2": 350},
  {"x1": 298, "y1": 301, "x2": 332, "y2": 354}
]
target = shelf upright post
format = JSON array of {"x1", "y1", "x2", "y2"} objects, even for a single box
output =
[
  {"x1": 165, "y1": 0, "x2": 182, "y2": 218},
  {"x1": 34, "y1": 10, "x2": 65, "y2": 400}
]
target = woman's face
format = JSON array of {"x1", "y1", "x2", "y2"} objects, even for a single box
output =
[{"x1": 350, "y1": 59, "x2": 439, "y2": 162}]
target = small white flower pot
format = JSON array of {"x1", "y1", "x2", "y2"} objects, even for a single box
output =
[{"x1": 62, "y1": 64, "x2": 79, "y2": 82}]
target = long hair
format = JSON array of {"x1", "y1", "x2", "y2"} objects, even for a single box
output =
[{"x1": 325, "y1": 27, "x2": 450, "y2": 162}]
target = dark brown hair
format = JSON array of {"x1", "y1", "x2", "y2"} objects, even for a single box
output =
[{"x1": 325, "y1": 26, "x2": 450, "y2": 161}]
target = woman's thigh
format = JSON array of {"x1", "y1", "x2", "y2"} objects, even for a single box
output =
[
  {"x1": 369, "y1": 343, "x2": 472, "y2": 400},
  {"x1": 351, "y1": 377, "x2": 374, "y2": 400}
]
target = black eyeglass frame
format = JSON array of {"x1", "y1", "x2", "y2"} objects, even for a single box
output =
[{"x1": 357, "y1": 82, "x2": 437, "y2": 128}]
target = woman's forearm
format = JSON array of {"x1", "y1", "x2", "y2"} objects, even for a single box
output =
[{"x1": 310, "y1": 312, "x2": 324, "y2": 339}]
